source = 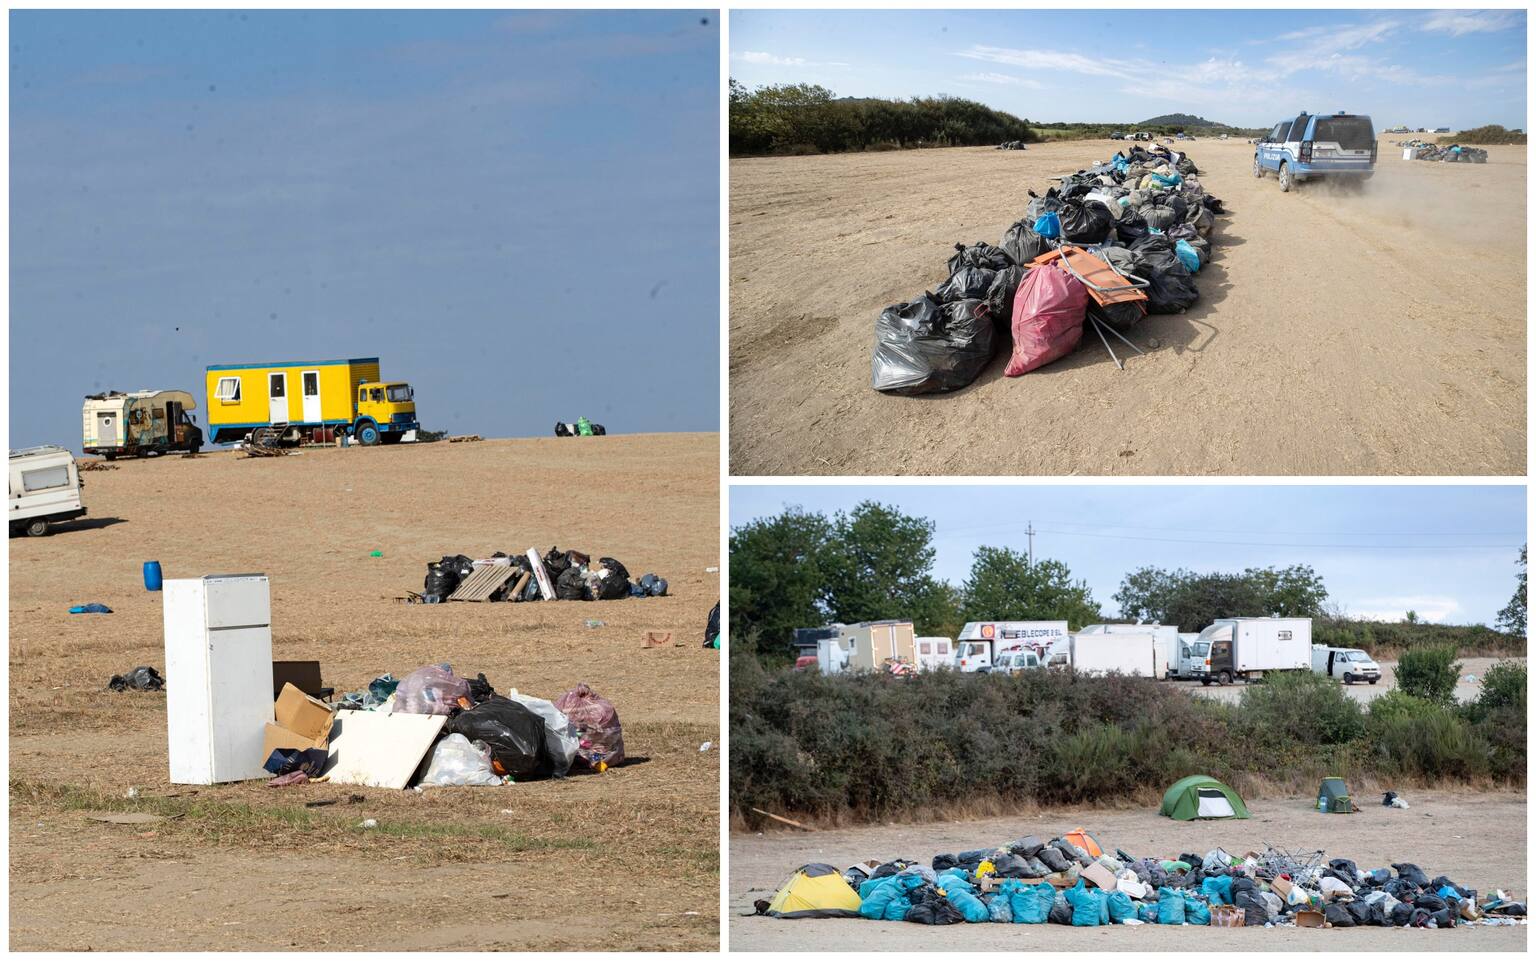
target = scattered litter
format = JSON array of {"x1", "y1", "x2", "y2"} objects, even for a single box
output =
[
  {"x1": 69, "y1": 603, "x2": 113, "y2": 614},
  {"x1": 267, "y1": 771, "x2": 310, "y2": 787},
  {"x1": 644, "y1": 631, "x2": 671, "y2": 647},
  {"x1": 412, "y1": 547, "x2": 670, "y2": 604},
  {"x1": 87, "y1": 812, "x2": 180, "y2": 825},
  {"x1": 705, "y1": 566, "x2": 720, "y2": 573},
  {"x1": 369, "y1": 550, "x2": 383, "y2": 558},
  {"x1": 447, "y1": 435, "x2": 481, "y2": 443},
  {"x1": 1396, "y1": 140, "x2": 1488, "y2": 163},
  {"x1": 108, "y1": 666, "x2": 165, "y2": 692},
  {"x1": 554, "y1": 417, "x2": 606, "y2": 437},
  {"x1": 125, "y1": 787, "x2": 139, "y2": 799},
  {"x1": 359, "y1": 818, "x2": 378, "y2": 829},
  {"x1": 1463, "y1": 674, "x2": 1479, "y2": 683},
  {"x1": 699, "y1": 741, "x2": 712, "y2": 752},
  {"x1": 586, "y1": 619, "x2": 606, "y2": 629}
]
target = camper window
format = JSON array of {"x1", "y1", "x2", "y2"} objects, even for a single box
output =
[
  {"x1": 21, "y1": 465, "x2": 70, "y2": 492},
  {"x1": 918, "y1": 642, "x2": 931, "y2": 655},
  {"x1": 129, "y1": 409, "x2": 145, "y2": 425},
  {"x1": 214, "y1": 377, "x2": 241, "y2": 402}
]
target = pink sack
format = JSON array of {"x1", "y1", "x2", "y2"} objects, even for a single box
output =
[
  {"x1": 554, "y1": 682, "x2": 625, "y2": 767},
  {"x1": 1004, "y1": 264, "x2": 1088, "y2": 376},
  {"x1": 393, "y1": 664, "x2": 470, "y2": 715}
]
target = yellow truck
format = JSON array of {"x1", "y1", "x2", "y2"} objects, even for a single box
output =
[{"x1": 204, "y1": 357, "x2": 418, "y2": 446}]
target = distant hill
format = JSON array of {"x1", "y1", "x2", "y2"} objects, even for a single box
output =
[{"x1": 1139, "y1": 113, "x2": 1237, "y2": 129}]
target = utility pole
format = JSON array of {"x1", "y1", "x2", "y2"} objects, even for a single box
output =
[{"x1": 1026, "y1": 521, "x2": 1035, "y2": 569}]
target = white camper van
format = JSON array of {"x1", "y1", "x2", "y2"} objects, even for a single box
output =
[
  {"x1": 914, "y1": 636, "x2": 954, "y2": 672},
  {"x1": 1311, "y1": 645, "x2": 1381, "y2": 685},
  {"x1": 953, "y1": 620, "x2": 1070, "y2": 672},
  {"x1": 9, "y1": 446, "x2": 86, "y2": 536},
  {"x1": 82, "y1": 389, "x2": 203, "y2": 459}
]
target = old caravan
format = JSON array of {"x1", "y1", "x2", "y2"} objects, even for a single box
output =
[
  {"x1": 10, "y1": 446, "x2": 85, "y2": 536},
  {"x1": 82, "y1": 389, "x2": 202, "y2": 458}
]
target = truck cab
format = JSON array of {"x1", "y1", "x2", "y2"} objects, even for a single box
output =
[
  {"x1": 1312, "y1": 645, "x2": 1381, "y2": 685},
  {"x1": 353, "y1": 381, "x2": 418, "y2": 445},
  {"x1": 1177, "y1": 636, "x2": 1211, "y2": 680},
  {"x1": 1254, "y1": 112, "x2": 1376, "y2": 192}
]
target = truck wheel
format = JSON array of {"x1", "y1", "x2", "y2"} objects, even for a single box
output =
[
  {"x1": 25, "y1": 518, "x2": 49, "y2": 537},
  {"x1": 1199, "y1": 677, "x2": 1212, "y2": 687},
  {"x1": 1343, "y1": 674, "x2": 1354, "y2": 685},
  {"x1": 1218, "y1": 670, "x2": 1233, "y2": 686},
  {"x1": 103, "y1": 452, "x2": 116, "y2": 462},
  {"x1": 1278, "y1": 162, "x2": 1291, "y2": 192},
  {"x1": 356, "y1": 422, "x2": 381, "y2": 446}
]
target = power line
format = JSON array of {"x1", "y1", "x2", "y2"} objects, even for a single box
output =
[
  {"x1": 934, "y1": 516, "x2": 1516, "y2": 540},
  {"x1": 1024, "y1": 527, "x2": 1520, "y2": 551}
]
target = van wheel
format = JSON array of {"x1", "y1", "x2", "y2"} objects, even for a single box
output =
[
  {"x1": 1278, "y1": 163, "x2": 1291, "y2": 192},
  {"x1": 1343, "y1": 674, "x2": 1354, "y2": 685},
  {"x1": 25, "y1": 519, "x2": 49, "y2": 537},
  {"x1": 1368, "y1": 677, "x2": 1379, "y2": 685},
  {"x1": 1218, "y1": 670, "x2": 1233, "y2": 686},
  {"x1": 103, "y1": 452, "x2": 116, "y2": 462}
]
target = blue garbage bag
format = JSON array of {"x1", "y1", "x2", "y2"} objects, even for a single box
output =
[
  {"x1": 1175, "y1": 239, "x2": 1201, "y2": 273},
  {"x1": 1065, "y1": 880, "x2": 1106, "y2": 927},
  {"x1": 69, "y1": 603, "x2": 113, "y2": 614},
  {"x1": 1138, "y1": 902, "x2": 1160, "y2": 924},
  {"x1": 1182, "y1": 891, "x2": 1211, "y2": 925},
  {"x1": 945, "y1": 884, "x2": 991, "y2": 923},
  {"x1": 1150, "y1": 171, "x2": 1183, "y2": 187},
  {"x1": 1200, "y1": 875, "x2": 1234, "y2": 905},
  {"x1": 860, "y1": 874, "x2": 920, "y2": 921},
  {"x1": 1106, "y1": 890, "x2": 1137, "y2": 923},
  {"x1": 938, "y1": 868, "x2": 975, "y2": 891},
  {"x1": 1157, "y1": 886, "x2": 1187, "y2": 925},
  {"x1": 1011, "y1": 882, "x2": 1055, "y2": 924},
  {"x1": 988, "y1": 895, "x2": 1013, "y2": 923},
  {"x1": 1437, "y1": 885, "x2": 1464, "y2": 902},
  {"x1": 1034, "y1": 212, "x2": 1061, "y2": 240}
]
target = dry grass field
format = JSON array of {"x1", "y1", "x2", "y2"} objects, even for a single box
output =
[{"x1": 10, "y1": 434, "x2": 720, "y2": 950}]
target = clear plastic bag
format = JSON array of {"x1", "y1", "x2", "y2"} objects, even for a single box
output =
[
  {"x1": 394, "y1": 664, "x2": 470, "y2": 715},
  {"x1": 420, "y1": 733, "x2": 502, "y2": 787}
]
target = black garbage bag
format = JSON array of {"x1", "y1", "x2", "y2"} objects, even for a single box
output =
[
  {"x1": 1001, "y1": 219, "x2": 1050, "y2": 266},
  {"x1": 1019, "y1": 856, "x2": 1051, "y2": 878},
  {"x1": 1428, "y1": 907, "x2": 1457, "y2": 928},
  {"x1": 1047, "y1": 892, "x2": 1073, "y2": 924},
  {"x1": 705, "y1": 602, "x2": 721, "y2": 647},
  {"x1": 947, "y1": 241, "x2": 1013, "y2": 273},
  {"x1": 1141, "y1": 198, "x2": 1178, "y2": 231},
  {"x1": 1008, "y1": 836, "x2": 1045, "y2": 857},
  {"x1": 1202, "y1": 195, "x2": 1224, "y2": 214},
  {"x1": 1024, "y1": 188, "x2": 1063, "y2": 223},
  {"x1": 590, "y1": 423, "x2": 606, "y2": 436},
  {"x1": 1390, "y1": 901, "x2": 1417, "y2": 926},
  {"x1": 1413, "y1": 893, "x2": 1448, "y2": 914},
  {"x1": 1394, "y1": 863, "x2": 1431, "y2": 887},
  {"x1": 1176, "y1": 158, "x2": 1198, "y2": 176},
  {"x1": 1129, "y1": 236, "x2": 1199, "y2": 314},
  {"x1": 108, "y1": 666, "x2": 165, "y2": 692},
  {"x1": 1059, "y1": 199, "x2": 1114, "y2": 244},
  {"x1": 1053, "y1": 838, "x2": 1093, "y2": 867},
  {"x1": 554, "y1": 421, "x2": 573, "y2": 437},
  {"x1": 541, "y1": 547, "x2": 572, "y2": 577},
  {"x1": 1431, "y1": 876, "x2": 1475, "y2": 901},
  {"x1": 1329, "y1": 859, "x2": 1361, "y2": 881},
  {"x1": 1114, "y1": 208, "x2": 1150, "y2": 244},
  {"x1": 637, "y1": 573, "x2": 669, "y2": 597},
  {"x1": 986, "y1": 265, "x2": 1029, "y2": 322},
  {"x1": 444, "y1": 696, "x2": 554, "y2": 781},
  {"x1": 1236, "y1": 890, "x2": 1269, "y2": 926},
  {"x1": 1088, "y1": 299, "x2": 1146, "y2": 332},
  {"x1": 424, "y1": 562, "x2": 460, "y2": 599},
  {"x1": 556, "y1": 565, "x2": 588, "y2": 601},
  {"x1": 905, "y1": 888, "x2": 965, "y2": 925},
  {"x1": 872, "y1": 296, "x2": 995, "y2": 395},
  {"x1": 932, "y1": 853, "x2": 960, "y2": 872},
  {"x1": 1324, "y1": 902, "x2": 1357, "y2": 927},
  {"x1": 1035, "y1": 846, "x2": 1071, "y2": 874},
  {"x1": 1345, "y1": 901, "x2": 1377, "y2": 926},
  {"x1": 466, "y1": 672, "x2": 496, "y2": 704},
  {"x1": 1384, "y1": 878, "x2": 1418, "y2": 900},
  {"x1": 936, "y1": 266, "x2": 997, "y2": 304},
  {"x1": 991, "y1": 853, "x2": 1030, "y2": 878},
  {"x1": 593, "y1": 557, "x2": 632, "y2": 600}
]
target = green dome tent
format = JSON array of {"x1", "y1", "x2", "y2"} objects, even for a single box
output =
[{"x1": 1160, "y1": 775, "x2": 1250, "y2": 820}]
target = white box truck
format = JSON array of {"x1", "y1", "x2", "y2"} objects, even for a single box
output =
[
  {"x1": 953, "y1": 620, "x2": 1070, "y2": 673},
  {"x1": 1195, "y1": 617, "x2": 1313, "y2": 685},
  {"x1": 1068, "y1": 632, "x2": 1159, "y2": 676},
  {"x1": 1079, "y1": 623, "x2": 1180, "y2": 678},
  {"x1": 1312, "y1": 645, "x2": 1382, "y2": 685},
  {"x1": 9, "y1": 445, "x2": 86, "y2": 537},
  {"x1": 817, "y1": 620, "x2": 915, "y2": 674}
]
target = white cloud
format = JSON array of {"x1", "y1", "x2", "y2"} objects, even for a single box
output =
[
  {"x1": 1277, "y1": 19, "x2": 1401, "y2": 55},
  {"x1": 956, "y1": 71, "x2": 1043, "y2": 89},
  {"x1": 732, "y1": 50, "x2": 849, "y2": 68},
  {"x1": 1421, "y1": 9, "x2": 1521, "y2": 36},
  {"x1": 1351, "y1": 595, "x2": 1463, "y2": 623},
  {"x1": 956, "y1": 45, "x2": 1133, "y2": 80}
]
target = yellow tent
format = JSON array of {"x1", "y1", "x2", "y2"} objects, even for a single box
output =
[{"x1": 765, "y1": 863, "x2": 862, "y2": 919}]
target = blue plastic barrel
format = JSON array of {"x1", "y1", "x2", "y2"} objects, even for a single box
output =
[{"x1": 143, "y1": 561, "x2": 163, "y2": 592}]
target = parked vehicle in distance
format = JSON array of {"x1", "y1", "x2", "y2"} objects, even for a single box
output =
[
  {"x1": 914, "y1": 636, "x2": 954, "y2": 672},
  {"x1": 1067, "y1": 631, "x2": 1159, "y2": 676},
  {"x1": 10, "y1": 445, "x2": 85, "y2": 536},
  {"x1": 816, "y1": 620, "x2": 915, "y2": 675},
  {"x1": 1312, "y1": 645, "x2": 1381, "y2": 684},
  {"x1": 1174, "y1": 632, "x2": 1205, "y2": 679},
  {"x1": 1079, "y1": 623, "x2": 1181, "y2": 678},
  {"x1": 1254, "y1": 111, "x2": 1376, "y2": 191},
  {"x1": 1195, "y1": 617, "x2": 1313, "y2": 685},
  {"x1": 987, "y1": 649, "x2": 1043, "y2": 674},
  {"x1": 953, "y1": 620, "x2": 1070, "y2": 672},
  {"x1": 205, "y1": 357, "x2": 419, "y2": 447},
  {"x1": 82, "y1": 389, "x2": 203, "y2": 459},
  {"x1": 792, "y1": 654, "x2": 818, "y2": 672}
]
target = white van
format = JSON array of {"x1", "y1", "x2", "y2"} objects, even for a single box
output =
[
  {"x1": 1311, "y1": 645, "x2": 1381, "y2": 685},
  {"x1": 10, "y1": 446, "x2": 86, "y2": 536}
]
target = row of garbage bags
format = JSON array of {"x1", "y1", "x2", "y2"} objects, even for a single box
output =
[
  {"x1": 774, "y1": 829, "x2": 1524, "y2": 929},
  {"x1": 333, "y1": 664, "x2": 625, "y2": 783},
  {"x1": 872, "y1": 144, "x2": 1222, "y2": 395},
  {"x1": 423, "y1": 546, "x2": 668, "y2": 603},
  {"x1": 1397, "y1": 141, "x2": 1489, "y2": 163}
]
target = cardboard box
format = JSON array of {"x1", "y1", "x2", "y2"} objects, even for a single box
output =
[
  {"x1": 1080, "y1": 862, "x2": 1118, "y2": 891},
  {"x1": 1270, "y1": 877, "x2": 1294, "y2": 901},
  {"x1": 260, "y1": 682, "x2": 335, "y2": 765},
  {"x1": 1295, "y1": 910, "x2": 1326, "y2": 928}
]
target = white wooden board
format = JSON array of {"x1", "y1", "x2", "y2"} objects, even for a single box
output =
[
  {"x1": 526, "y1": 547, "x2": 555, "y2": 600},
  {"x1": 325, "y1": 711, "x2": 446, "y2": 789}
]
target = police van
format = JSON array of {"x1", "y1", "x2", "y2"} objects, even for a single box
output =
[{"x1": 1253, "y1": 112, "x2": 1376, "y2": 191}]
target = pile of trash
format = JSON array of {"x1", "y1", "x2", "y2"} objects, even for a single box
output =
[
  {"x1": 760, "y1": 829, "x2": 1525, "y2": 929},
  {"x1": 1397, "y1": 140, "x2": 1488, "y2": 163},
  {"x1": 265, "y1": 664, "x2": 626, "y2": 788},
  {"x1": 996, "y1": 141, "x2": 1029, "y2": 151},
  {"x1": 554, "y1": 417, "x2": 606, "y2": 437},
  {"x1": 416, "y1": 546, "x2": 668, "y2": 603},
  {"x1": 872, "y1": 144, "x2": 1222, "y2": 395}
]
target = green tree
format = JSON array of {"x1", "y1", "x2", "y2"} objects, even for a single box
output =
[
  {"x1": 1162, "y1": 573, "x2": 1268, "y2": 632},
  {"x1": 1113, "y1": 566, "x2": 1189, "y2": 622},
  {"x1": 959, "y1": 546, "x2": 1101, "y2": 628},
  {"x1": 1496, "y1": 545, "x2": 1526, "y2": 636},
  {"x1": 728, "y1": 507, "x2": 833, "y2": 662},
  {"x1": 1396, "y1": 644, "x2": 1461, "y2": 704},
  {"x1": 1406, "y1": 610, "x2": 1420, "y2": 625},
  {"x1": 821, "y1": 502, "x2": 952, "y2": 633},
  {"x1": 1244, "y1": 564, "x2": 1328, "y2": 616},
  {"x1": 1115, "y1": 565, "x2": 1329, "y2": 631}
]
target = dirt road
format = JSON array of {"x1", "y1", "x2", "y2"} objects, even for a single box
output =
[
  {"x1": 10, "y1": 434, "x2": 720, "y2": 951},
  {"x1": 729, "y1": 139, "x2": 1525, "y2": 475},
  {"x1": 729, "y1": 789, "x2": 1526, "y2": 951},
  {"x1": 1184, "y1": 656, "x2": 1519, "y2": 705}
]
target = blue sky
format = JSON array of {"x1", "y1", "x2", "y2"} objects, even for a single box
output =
[
  {"x1": 731, "y1": 9, "x2": 1526, "y2": 129},
  {"x1": 11, "y1": 10, "x2": 719, "y2": 449},
  {"x1": 730, "y1": 485, "x2": 1528, "y2": 626}
]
